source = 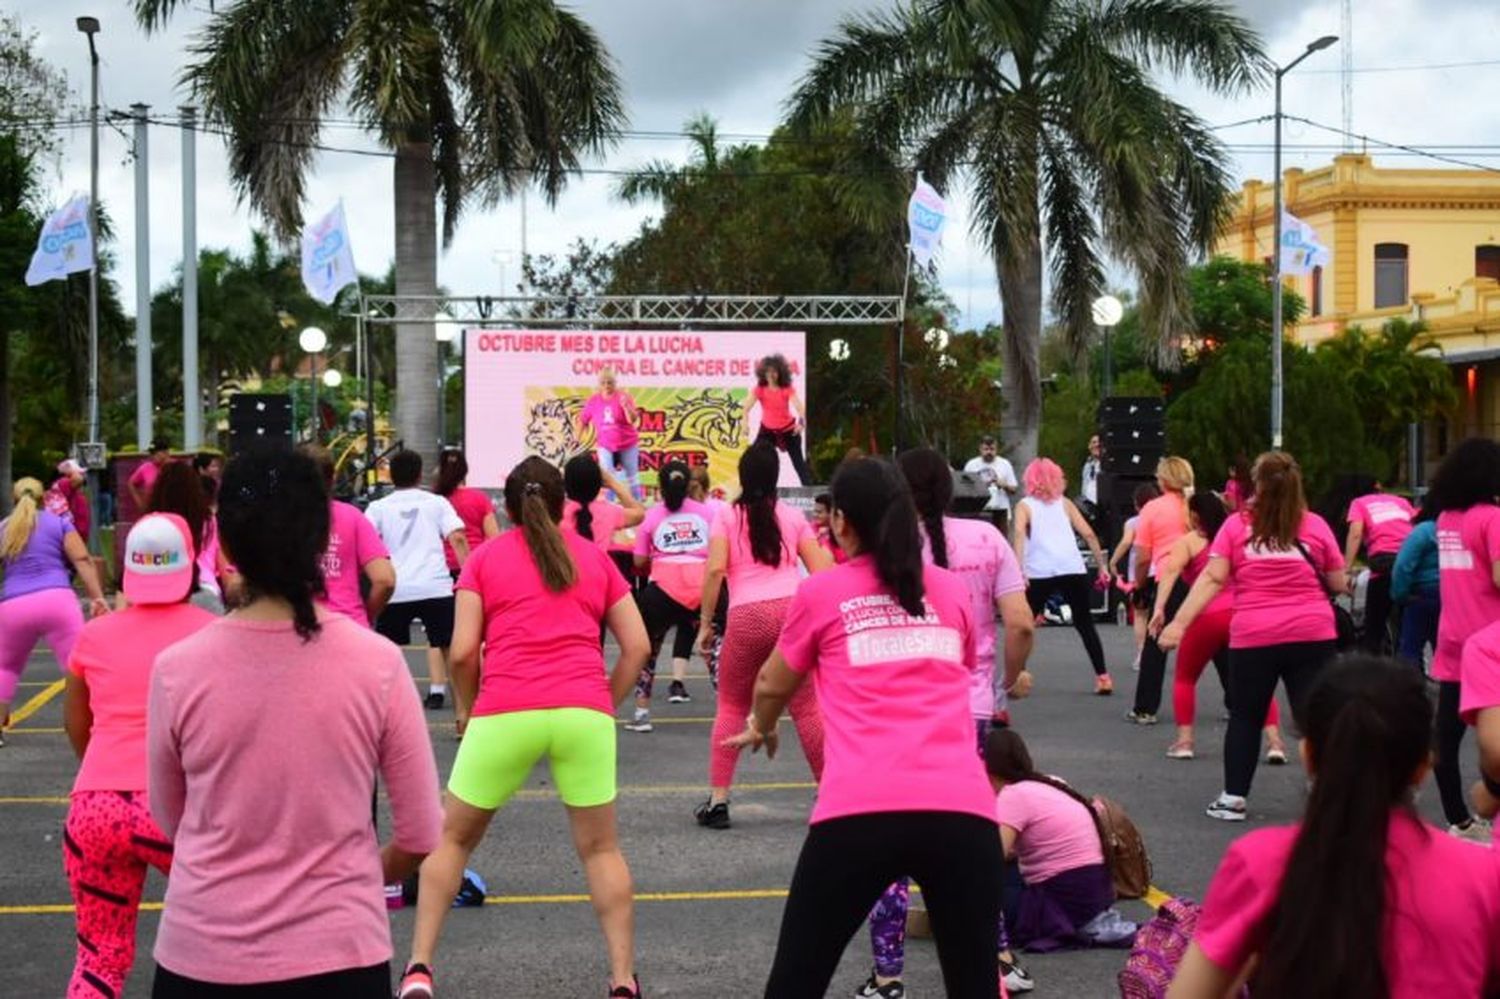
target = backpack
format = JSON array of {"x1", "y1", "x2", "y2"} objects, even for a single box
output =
[
  {"x1": 1092, "y1": 795, "x2": 1151, "y2": 900},
  {"x1": 1117, "y1": 896, "x2": 1201, "y2": 998}
]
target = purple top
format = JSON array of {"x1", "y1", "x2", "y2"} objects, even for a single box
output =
[{"x1": 1, "y1": 511, "x2": 74, "y2": 601}]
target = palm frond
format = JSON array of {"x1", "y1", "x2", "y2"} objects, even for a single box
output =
[
  {"x1": 131, "y1": 0, "x2": 197, "y2": 33},
  {"x1": 346, "y1": 0, "x2": 446, "y2": 141},
  {"x1": 785, "y1": 5, "x2": 937, "y2": 132},
  {"x1": 1087, "y1": 0, "x2": 1269, "y2": 93},
  {"x1": 1040, "y1": 138, "x2": 1105, "y2": 357}
]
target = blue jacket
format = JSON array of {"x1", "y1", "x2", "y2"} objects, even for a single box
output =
[{"x1": 1392, "y1": 520, "x2": 1440, "y2": 602}]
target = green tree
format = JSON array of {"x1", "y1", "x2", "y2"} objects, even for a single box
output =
[
  {"x1": 135, "y1": 0, "x2": 626, "y2": 466},
  {"x1": 787, "y1": 0, "x2": 1266, "y2": 465}
]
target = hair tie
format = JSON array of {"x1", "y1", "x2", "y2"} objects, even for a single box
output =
[{"x1": 523, "y1": 481, "x2": 542, "y2": 496}]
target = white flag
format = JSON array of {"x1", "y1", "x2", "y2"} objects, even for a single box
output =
[
  {"x1": 1279, "y1": 210, "x2": 1330, "y2": 276},
  {"x1": 301, "y1": 201, "x2": 358, "y2": 304},
  {"x1": 907, "y1": 175, "x2": 949, "y2": 267},
  {"x1": 24, "y1": 194, "x2": 94, "y2": 286}
]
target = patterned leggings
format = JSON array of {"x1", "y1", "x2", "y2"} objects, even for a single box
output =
[
  {"x1": 869, "y1": 720, "x2": 1009, "y2": 978},
  {"x1": 710, "y1": 598, "x2": 824, "y2": 787},
  {"x1": 64, "y1": 790, "x2": 173, "y2": 998}
]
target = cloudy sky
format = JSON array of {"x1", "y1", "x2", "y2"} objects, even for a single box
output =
[{"x1": 18, "y1": 0, "x2": 1500, "y2": 331}]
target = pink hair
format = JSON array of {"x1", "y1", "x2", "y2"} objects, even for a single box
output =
[{"x1": 1024, "y1": 458, "x2": 1066, "y2": 501}]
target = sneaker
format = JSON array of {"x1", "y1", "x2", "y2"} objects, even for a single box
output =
[
  {"x1": 608, "y1": 975, "x2": 642, "y2": 998},
  {"x1": 668, "y1": 680, "x2": 690, "y2": 704},
  {"x1": 397, "y1": 963, "x2": 435, "y2": 999},
  {"x1": 1449, "y1": 818, "x2": 1493, "y2": 844},
  {"x1": 1094, "y1": 674, "x2": 1114, "y2": 696},
  {"x1": 694, "y1": 799, "x2": 731, "y2": 830},
  {"x1": 1265, "y1": 747, "x2": 1289, "y2": 765},
  {"x1": 423, "y1": 691, "x2": 445, "y2": 710},
  {"x1": 1123, "y1": 710, "x2": 1158, "y2": 725},
  {"x1": 1206, "y1": 793, "x2": 1247, "y2": 822},
  {"x1": 1000, "y1": 957, "x2": 1036, "y2": 993},
  {"x1": 1165, "y1": 741, "x2": 1195, "y2": 760},
  {"x1": 624, "y1": 709, "x2": 653, "y2": 733},
  {"x1": 854, "y1": 972, "x2": 905, "y2": 998}
]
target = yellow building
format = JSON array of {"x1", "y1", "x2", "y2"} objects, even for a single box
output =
[{"x1": 1217, "y1": 153, "x2": 1500, "y2": 468}]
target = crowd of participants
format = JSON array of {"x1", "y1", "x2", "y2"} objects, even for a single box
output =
[{"x1": 2, "y1": 411, "x2": 1500, "y2": 996}]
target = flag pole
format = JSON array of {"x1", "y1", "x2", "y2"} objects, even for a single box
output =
[{"x1": 894, "y1": 246, "x2": 913, "y2": 455}]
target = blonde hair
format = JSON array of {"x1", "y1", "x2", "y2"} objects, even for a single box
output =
[
  {"x1": 1156, "y1": 456, "x2": 1196, "y2": 530},
  {"x1": 1, "y1": 478, "x2": 45, "y2": 560}
]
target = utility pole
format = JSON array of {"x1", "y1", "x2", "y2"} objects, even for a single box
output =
[
  {"x1": 77, "y1": 16, "x2": 102, "y2": 556},
  {"x1": 132, "y1": 104, "x2": 152, "y2": 449},
  {"x1": 181, "y1": 106, "x2": 201, "y2": 449}
]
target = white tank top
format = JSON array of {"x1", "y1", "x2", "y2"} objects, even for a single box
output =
[{"x1": 1020, "y1": 496, "x2": 1085, "y2": 578}]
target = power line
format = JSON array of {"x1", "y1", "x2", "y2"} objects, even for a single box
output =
[
  {"x1": 1282, "y1": 114, "x2": 1500, "y2": 176},
  {"x1": 1299, "y1": 57, "x2": 1500, "y2": 75}
]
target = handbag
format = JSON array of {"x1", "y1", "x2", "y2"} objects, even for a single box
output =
[{"x1": 1294, "y1": 540, "x2": 1357, "y2": 650}]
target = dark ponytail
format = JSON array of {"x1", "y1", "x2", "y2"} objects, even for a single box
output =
[
  {"x1": 897, "y1": 447, "x2": 954, "y2": 569},
  {"x1": 434, "y1": 447, "x2": 468, "y2": 497},
  {"x1": 218, "y1": 443, "x2": 330, "y2": 641},
  {"x1": 736, "y1": 444, "x2": 787, "y2": 568},
  {"x1": 984, "y1": 725, "x2": 1110, "y2": 858},
  {"x1": 563, "y1": 454, "x2": 603, "y2": 542},
  {"x1": 831, "y1": 458, "x2": 926, "y2": 617},
  {"x1": 505, "y1": 457, "x2": 576, "y2": 592},
  {"x1": 660, "y1": 460, "x2": 691, "y2": 512},
  {"x1": 1254, "y1": 658, "x2": 1432, "y2": 999},
  {"x1": 1188, "y1": 490, "x2": 1228, "y2": 541}
]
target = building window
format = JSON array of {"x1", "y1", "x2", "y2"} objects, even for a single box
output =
[
  {"x1": 1478, "y1": 245, "x2": 1500, "y2": 282},
  {"x1": 1374, "y1": 243, "x2": 1408, "y2": 308},
  {"x1": 1311, "y1": 265, "x2": 1323, "y2": 316}
]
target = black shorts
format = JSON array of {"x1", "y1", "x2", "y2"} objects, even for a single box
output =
[{"x1": 375, "y1": 596, "x2": 456, "y2": 648}]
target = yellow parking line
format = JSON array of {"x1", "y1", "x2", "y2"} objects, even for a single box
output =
[
  {"x1": 7, "y1": 680, "x2": 65, "y2": 727},
  {"x1": 5, "y1": 727, "x2": 63, "y2": 734}
]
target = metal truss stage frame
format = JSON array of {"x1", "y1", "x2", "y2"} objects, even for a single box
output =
[{"x1": 355, "y1": 293, "x2": 905, "y2": 327}]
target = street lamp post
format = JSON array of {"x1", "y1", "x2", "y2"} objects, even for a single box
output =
[
  {"x1": 299, "y1": 326, "x2": 328, "y2": 442},
  {"x1": 76, "y1": 16, "x2": 102, "y2": 555},
  {"x1": 1091, "y1": 295, "x2": 1124, "y2": 397},
  {"x1": 435, "y1": 319, "x2": 457, "y2": 448},
  {"x1": 1271, "y1": 34, "x2": 1339, "y2": 450}
]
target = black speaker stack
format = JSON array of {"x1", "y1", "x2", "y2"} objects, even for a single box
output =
[
  {"x1": 1097, "y1": 396, "x2": 1166, "y2": 544},
  {"x1": 228, "y1": 393, "x2": 294, "y2": 455}
]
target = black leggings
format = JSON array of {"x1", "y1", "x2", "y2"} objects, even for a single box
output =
[
  {"x1": 1361, "y1": 572, "x2": 1395, "y2": 654},
  {"x1": 1224, "y1": 641, "x2": 1336, "y2": 797},
  {"x1": 1435, "y1": 680, "x2": 1472, "y2": 826},
  {"x1": 1025, "y1": 574, "x2": 1107, "y2": 676},
  {"x1": 754, "y1": 426, "x2": 812, "y2": 486},
  {"x1": 765, "y1": 811, "x2": 1002, "y2": 999},
  {"x1": 153, "y1": 962, "x2": 389, "y2": 997},
  {"x1": 1133, "y1": 581, "x2": 1186, "y2": 714},
  {"x1": 634, "y1": 582, "x2": 698, "y2": 699}
]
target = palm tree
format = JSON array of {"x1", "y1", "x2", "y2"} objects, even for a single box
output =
[
  {"x1": 135, "y1": 0, "x2": 626, "y2": 466},
  {"x1": 788, "y1": 0, "x2": 1267, "y2": 464}
]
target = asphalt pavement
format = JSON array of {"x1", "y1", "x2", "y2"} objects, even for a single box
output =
[{"x1": 0, "y1": 621, "x2": 1476, "y2": 997}]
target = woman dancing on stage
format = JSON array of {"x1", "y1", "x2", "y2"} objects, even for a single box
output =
[
  {"x1": 579, "y1": 368, "x2": 643, "y2": 500},
  {"x1": 745, "y1": 353, "x2": 812, "y2": 486}
]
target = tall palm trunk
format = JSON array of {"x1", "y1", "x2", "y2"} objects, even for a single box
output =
[
  {"x1": 393, "y1": 142, "x2": 439, "y2": 470},
  {"x1": 0, "y1": 328, "x2": 11, "y2": 514},
  {"x1": 997, "y1": 227, "x2": 1044, "y2": 469}
]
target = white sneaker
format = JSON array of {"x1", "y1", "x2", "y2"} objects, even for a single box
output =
[
  {"x1": 624, "y1": 709, "x2": 653, "y2": 733},
  {"x1": 1000, "y1": 957, "x2": 1036, "y2": 993},
  {"x1": 1449, "y1": 818, "x2": 1493, "y2": 845},
  {"x1": 1206, "y1": 793, "x2": 1247, "y2": 822}
]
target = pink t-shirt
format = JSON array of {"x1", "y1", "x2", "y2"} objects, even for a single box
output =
[
  {"x1": 579, "y1": 392, "x2": 639, "y2": 451},
  {"x1": 1435, "y1": 505, "x2": 1500, "y2": 682},
  {"x1": 1208, "y1": 512, "x2": 1344, "y2": 649},
  {"x1": 147, "y1": 615, "x2": 441, "y2": 984},
  {"x1": 1134, "y1": 493, "x2": 1188, "y2": 575},
  {"x1": 1459, "y1": 619, "x2": 1500, "y2": 727},
  {"x1": 1195, "y1": 812, "x2": 1500, "y2": 994},
  {"x1": 935, "y1": 516, "x2": 1026, "y2": 718},
  {"x1": 1348, "y1": 493, "x2": 1416, "y2": 557},
  {"x1": 129, "y1": 459, "x2": 161, "y2": 501},
  {"x1": 562, "y1": 498, "x2": 627, "y2": 553},
  {"x1": 711, "y1": 501, "x2": 814, "y2": 606},
  {"x1": 634, "y1": 499, "x2": 712, "y2": 609},
  {"x1": 753, "y1": 384, "x2": 795, "y2": 431},
  {"x1": 777, "y1": 557, "x2": 995, "y2": 825},
  {"x1": 318, "y1": 500, "x2": 390, "y2": 627},
  {"x1": 68, "y1": 602, "x2": 217, "y2": 794},
  {"x1": 1185, "y1": 541, "x2": 1234, "y2": 617},
  {"x1": 458, "y1": 530, "x2": 631, "y2": 717},
  {"x1": 995, "y1": 779, "x2": 1106, "y2": 883},
  {"x1": 443, "y1": 487, "x2": 494, "y2": 571}
]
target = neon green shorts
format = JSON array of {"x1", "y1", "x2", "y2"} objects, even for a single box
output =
[{"x1": 448, "y1": 708, "x2": 617, "y2": 810}]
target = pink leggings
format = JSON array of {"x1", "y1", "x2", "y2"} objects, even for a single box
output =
[
  {"x1": 64, "y1": 790, "x2": 173, "y2": 998},
  {"x1": 0, "y1": 586, "x2": 83, "y2": 703},
  {"x1": 1173, "y1": 607, "x2": 1279, "y2": 729},
  {"x1": 710, "y1": 598, "x2": 824, "y2": 787}
]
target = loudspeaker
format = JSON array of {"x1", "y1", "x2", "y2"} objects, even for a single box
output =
[
  {"x1": 228, "y1": 393, "x2": 294, "y2": 454},
  {"x1": 1103, "y1": 445, "x2": 1164, "y2": 476},
  {"x1": 951, "y1": 470, "x2": 991, "y2": 515},
  {"x1": 1098, "y1": 396, "x2": 1165, "y2": 426}
]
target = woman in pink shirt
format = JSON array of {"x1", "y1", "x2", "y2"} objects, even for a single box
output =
[
  {"x1": 693, "y1": 443, "x2": 832, "y2": 829},
  {"x1": 62, "y1": 514, "x2": 216, "y2": 998},
  {"x1": 1168, "y1": 658, "x2": 1500, "y2": 998},
  {"x1": 745, "y1": 353, "x2": 811, "y2": 486},
  {"x1": 434, "y1": 448, "x2": 499, "y2": 570},
  {"x1": 304, "y1": 445, "x2": 395, "y2": 629},
  {"x1": 1344, "y1": 478, "x2": 1416, "y2": 654},
  {"x1": 726, "y1": 457, "x2": 1002, "y2": 998},
  {"x1": 563, "y1": 455, "x2": 646, "y2": 568},
  {"x1": 399, "y1": 457, "x2": 650, "y2": 999},
  {"x1": 1160, "y1": 451, "x2": 1346, "y2": 821},
  {"x1": 147, "y1": 444, "x2": 442, "y2": 997},
  {"x1": 1128, "y1": 456, "x2": 1195, "y2": 723},
  {"x1": 578, "y1": 368, "x2": 643, "y2": 500}
]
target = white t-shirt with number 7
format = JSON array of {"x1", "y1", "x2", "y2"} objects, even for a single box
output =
[{"x1": 365, "y1": 488, "x2": 465, "y2": 603}]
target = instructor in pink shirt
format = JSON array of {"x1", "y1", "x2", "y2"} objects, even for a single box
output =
[
  {"x1": 147, "y1": 444, "x2": 441, "y2": 996},
  {"x1": 578, "y1": 368, "x2": 643, "y2": 500}
]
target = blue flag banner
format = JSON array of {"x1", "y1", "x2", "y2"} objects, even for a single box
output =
[
  {"x1": 25, "y1": 194, "x2": 94, "y2": 286},
  {"x1": 907, "y1": 175, "x2": 950, "y2": 267},
  {"x1": 301, "y1": 201, "x2": 358, "y2": 304}
]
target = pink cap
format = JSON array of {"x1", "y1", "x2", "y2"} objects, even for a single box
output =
[
  {"x1": 123, "y1": 513, "x2": 197, "y2": 605},
  {"x1": 57, "y1": 459, "x2": 84, "y2": 476}
]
